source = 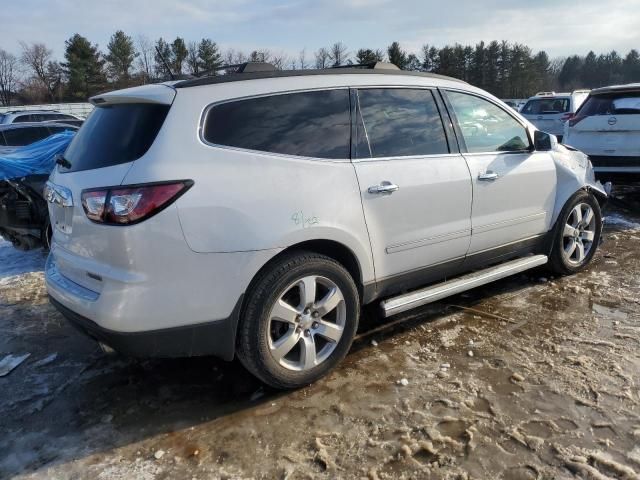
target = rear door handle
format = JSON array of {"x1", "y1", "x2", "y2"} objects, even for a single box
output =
[
  {"x1": 368, "y1": 181, "x2": 399, "y2": 195},
  {"x1": 478, "y1": 171, "x2": 499, "y2": 181}
]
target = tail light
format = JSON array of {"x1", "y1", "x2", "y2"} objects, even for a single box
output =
[{"x1": 81, "y1": 180, "x2": 193, "y2": 225}]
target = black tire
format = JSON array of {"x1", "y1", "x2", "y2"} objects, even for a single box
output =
[
  {"x1": 548, "y1": 190, "x2": 602, "y2": 275},
  {"x1": 237, "y1": 251, "x2": 359, "y2": 389}
]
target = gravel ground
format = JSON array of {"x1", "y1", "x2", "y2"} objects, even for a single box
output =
[{"x1": 1, "y1": 186, "x2": 639, "y2": 480}]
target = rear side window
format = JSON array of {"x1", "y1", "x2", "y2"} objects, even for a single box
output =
[
  {"x1": 13, "y1": 115, "x2": 34, "y2": 123},
  {"x1": 521, "y1": 98, "x2": 570, "y2": 114},
  {"x1": 203, "y1": 89, "x2": 350, "y2": 159},
  {"x1": 2, "y1": 126, "x2": 50, "y2": 146},
  {"x1": 355, "y1": 88, "x2": 449, "y2": 158},
  {"x1": 63, "y1": 104, "x2": 169, "y2": 173},
  {"x1": 579, "y1": 92, "x2": 640, "y2": 116},
  {"x1": 446, "y1": 91, "x2": 530, "y2": 153}
]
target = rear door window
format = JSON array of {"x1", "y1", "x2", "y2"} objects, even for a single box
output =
[
  {"x1": 446, "y1": 91, "x2": 531, "y2": 153},
  {"x1": 202, "y1": 89, "x2": 351, "y2": 159},
  {"x1": 521, "y1": 98, "x2": 570, "y2": 114},
  {"x1": 355, "y1": 88, "x2": 449, "y2": 158},
  {"x1": 62, "y1": 103, "x2": 170, "y2": 173},
  {"x1": 2, "y1": 126, "x2": 50, "y2": 146}
]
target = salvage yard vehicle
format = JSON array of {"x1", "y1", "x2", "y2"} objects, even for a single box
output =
[
  {"x1": 520, "y1": 90, "x2": 590, "y2": 142},
  {"x1": 45, "y1": 62, "x2": 608, "y2": 389},
  {"x1": 564, "y1": 83, "x2": 640, "y2": 180},
  {"x1": 0, "y1": 130, "x2": 76, "y2": 250},
  {"x1": 0, "y1": 109, "x2": 82, "y2": 125},
  {"x1": 0, "y1": 122, "x2": 78, "y2": 148}
]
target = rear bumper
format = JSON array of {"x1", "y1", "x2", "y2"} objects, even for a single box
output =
[
  {"x1": 50, "y1": 294, "x2": 243, "y2": 360},
  {"x1": 589, "y1": 156, "x2": 640, "y2": 181}
]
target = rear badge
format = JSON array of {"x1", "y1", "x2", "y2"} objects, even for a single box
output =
[{"x1": 608, "y1": 117, "x2": 617, "y2": 126}]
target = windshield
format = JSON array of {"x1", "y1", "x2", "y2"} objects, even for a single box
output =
[
  {"x1": 521, "y1": 98, "x2": 570, "y2": 115},
  {"x1": 62, "y1": 103, "x2": 169, "y2": 173}
]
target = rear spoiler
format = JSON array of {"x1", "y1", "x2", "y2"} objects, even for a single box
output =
[{"x1": 90, "y1": 84, "x2": 176, "y2": 106}]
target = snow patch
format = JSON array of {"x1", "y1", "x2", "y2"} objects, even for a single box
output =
[{"x1": 0, "y1": 239, "x2": 46, "y2": 283}]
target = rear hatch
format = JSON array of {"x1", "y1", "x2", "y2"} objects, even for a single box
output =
[
  {"x1": 521, "y1": 97, "x2": 571, "y2": 136},
  {"x1": 565, "y1": 89, "x2": 640, "y2": 157},
  {"x1": 47, "y1": 84, "x2": 175, "y2": 288}
]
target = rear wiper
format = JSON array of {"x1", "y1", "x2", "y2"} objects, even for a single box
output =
[{"x1": 55, "y1": 154, "x2": 72, "y2": 169}]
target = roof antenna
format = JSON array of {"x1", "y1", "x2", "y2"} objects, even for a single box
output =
[{"x1": 155, "y1": 46, "x2": 175, "y2": 81}]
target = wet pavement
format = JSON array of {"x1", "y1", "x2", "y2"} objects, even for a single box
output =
[{"x1": 1, "y1": 186, "x2": 639, "y2": 480}]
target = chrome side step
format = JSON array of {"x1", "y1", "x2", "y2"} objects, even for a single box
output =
[{"x1": 380, "y1": 255, "x2": 548, "y2": 318}]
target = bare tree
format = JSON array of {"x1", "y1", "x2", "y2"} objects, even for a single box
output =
[
  {"x1": 0, "y1": 49, "x2": 19, "y2": 106},
  {"x1": 135, "y1": 35, "x2": 154, "y2": 83},
  {"x1": 270, "y1": 51, "x2": 290, "y2": 70},
  {"x1": 186, "y1": 41, "x2": 200, "y2": 75},
  {"x1": 315, "y1": 47, "x2": 330, "y2": 69},
  {"x1": 20, "y1": 42, "x2": 59, "y2": 101},
  {"x1": 329, "y1": 42, "x2": 349, "y2": 66},
  {"x1": 298, "y1": 48, "x2": 308, "y2": 70}
]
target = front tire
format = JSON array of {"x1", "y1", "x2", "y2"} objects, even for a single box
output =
[
  {"x1": 548, "y1": 190, "x2": 602, "y2": 275},
  {"x1": 237, "y1": 251, "x2": 360, "y2": 389}
]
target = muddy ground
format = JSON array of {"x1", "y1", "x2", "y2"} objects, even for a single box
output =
[{"x1": 1, "y1": 186, "x2": 640, "y2": 480}]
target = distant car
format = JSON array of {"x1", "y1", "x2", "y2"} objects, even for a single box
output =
[
  {"x1": 0, "y1": 122, "x2": 78, "y2": 148},
  {"x1": 564, "y1": 83, "x2": 640, "y2": 180},
  {"x1": 0, "y1": 110, "x2": 83, "y2": 125},
  {"x1": 520, "y1": 90, "x2": 590, "y2": 142}
]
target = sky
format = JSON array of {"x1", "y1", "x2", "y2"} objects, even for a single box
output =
[{"x1": 2, "y1": 0, "x2": 640, "y2": 61}]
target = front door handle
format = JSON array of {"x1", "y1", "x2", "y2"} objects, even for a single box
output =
[
  {"x1": 478, "y1": 171, "x2": 499, "y2": 181},
  {"x1": 368, "y1": 181, "x2": 399, "y2": 195}
]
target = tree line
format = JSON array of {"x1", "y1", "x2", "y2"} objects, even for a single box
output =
[{"x1": 0, "y1": 32, "x2": 639, "y2": 106}]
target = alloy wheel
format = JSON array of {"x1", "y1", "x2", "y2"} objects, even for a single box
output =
[{"x1": 267, "y1": 275, "x2": 346, "y2": 371}]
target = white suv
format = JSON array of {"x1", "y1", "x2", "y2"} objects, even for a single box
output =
[
  {"x1": 564, "y1": 83, "x2": 640, "y2": 179},
  {"x1": 45, "y1": 63, "x2": 608, "y2": 388},
  {"x1": 520, "y1": 90, "x2": 590, "y2": 142}
]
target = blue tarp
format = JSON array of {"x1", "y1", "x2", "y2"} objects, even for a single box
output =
[{"x1": 0, "y1": 131, "x2": 75, "y2": 181}]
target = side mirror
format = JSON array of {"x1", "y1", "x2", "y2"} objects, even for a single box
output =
[{"x1": 533, "y1": 130, "x2": 557, "y2": 151}]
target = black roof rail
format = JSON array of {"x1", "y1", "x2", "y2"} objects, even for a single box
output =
[
  {"x1": 196, "y1": 62, "x2": 276, "y2": 78},
  {"x1": 331, "y1": 61, "x2": 400, "y2": 70}
]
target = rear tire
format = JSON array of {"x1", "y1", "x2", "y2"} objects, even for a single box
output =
[
  {"x1": 237, "y1": 251, "x2": 359, "y2": 389},
  {"x1": 548, "y1": 190, "x2": 602, "y2": 275}
]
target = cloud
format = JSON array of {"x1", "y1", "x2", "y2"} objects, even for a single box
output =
[{"x1": 2, "y1": 0, "x2": 639, "y2": 59}]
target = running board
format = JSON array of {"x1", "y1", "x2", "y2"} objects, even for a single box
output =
[{"x1": 380, "y1": 255, "x2": 548, "y2": 318}]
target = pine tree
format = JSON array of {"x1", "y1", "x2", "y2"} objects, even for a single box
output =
[
  {"x1": 387, "y1": 41, "x2": 408, "y2": 69},
  {"x1": 106, "y1": 30, "x2": 136, "y2": 86},
  {"x1": 355, "y1": 48, "x2": 385, "y2": 65},
  {"x1": 622, "y1": 49, "x2": 640, "y2": 83},
  {"x1": 171, "y1": 37, "x2": 188, "y2": 75},
  {"x1": 198, "y1": 38, "x2": 223, "y2": 74},
  {"x1": 154, "y1": 37, "x2": 173, "y2": 79},
  {"x1": 62, "y1": 33, "x2": 106, "y2": 101}
]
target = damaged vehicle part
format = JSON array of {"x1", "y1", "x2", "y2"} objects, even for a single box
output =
[{"x1": 0, "y1": 131, "x2": 76, "y2": 250}]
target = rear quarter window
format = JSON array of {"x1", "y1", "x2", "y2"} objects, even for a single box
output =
[
  {"x1": 62, "y1": 104, "x2": 170, "y2": 173},
  {"x1": 202, "y1": 89, "x2": 351, "y2": 159}
]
